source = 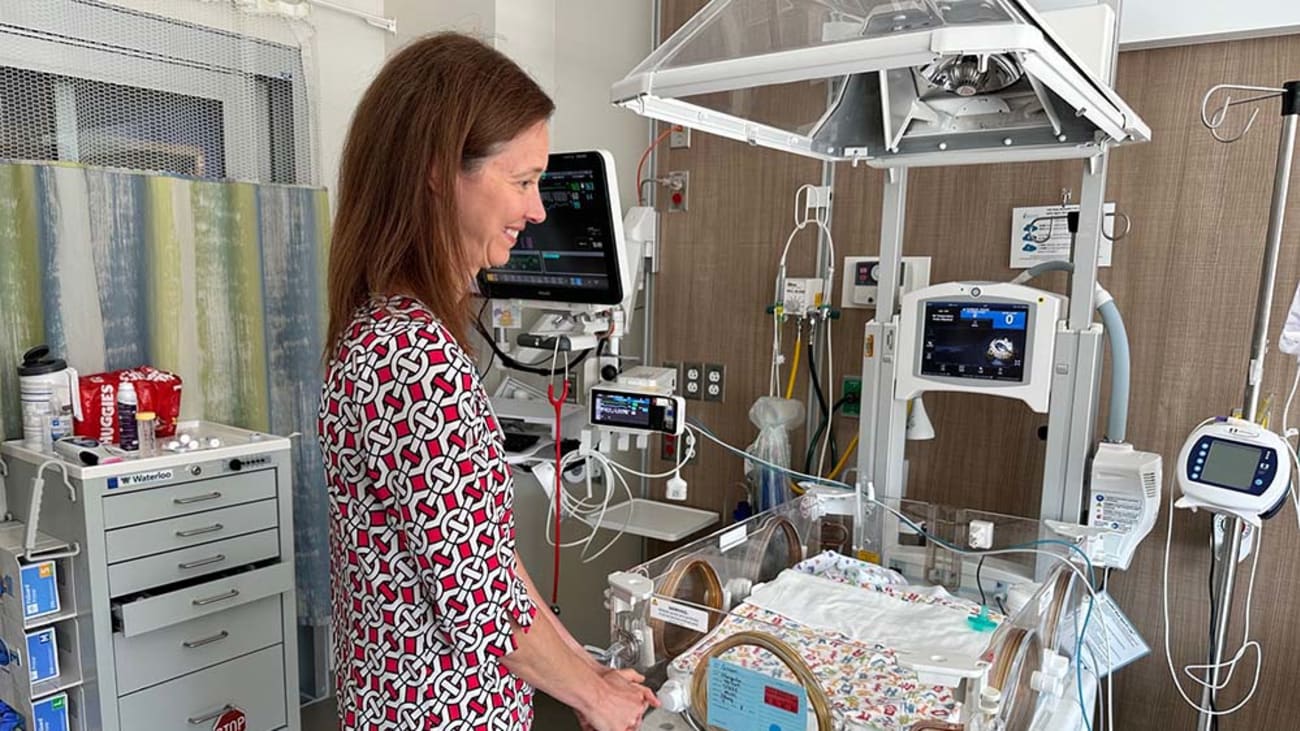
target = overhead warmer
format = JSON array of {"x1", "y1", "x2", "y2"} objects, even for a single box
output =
[{"x1": 612, "y1": 0, "x2": 1149, "y2": 166}]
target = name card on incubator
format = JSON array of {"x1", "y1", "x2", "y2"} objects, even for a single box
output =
[
  {"x1": 1063, "y1": 591, "x2": 1149, "y2": 677},
  {"x1": 707, "y1": 658, "x2": 807, "y2": 731}
]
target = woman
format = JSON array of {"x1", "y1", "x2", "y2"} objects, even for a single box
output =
[{"x1": 319, "y1": 33, "x2": 656, "y2": 730}]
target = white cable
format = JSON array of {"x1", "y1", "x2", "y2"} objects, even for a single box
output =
[
  {"x1": 1161, "y1": 480, "x2": 1263, "y2": 716},
  {"x1": 817, "y1": 318, "x2": 835, "y2": 477},
  {"x1": 1282, "y1": 365, "x2": 1300, "y2": 532},
  {"x1": 770, "y1": 311, "x2": 782, "y2": 397}
]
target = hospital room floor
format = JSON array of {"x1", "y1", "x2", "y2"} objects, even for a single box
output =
[{"x1": 299, "y1": 692, "x2": 580, "y2": 729}]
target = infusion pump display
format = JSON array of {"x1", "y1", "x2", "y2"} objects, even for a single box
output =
[
  {"x1": 895, "y1": 282, "x2": 1063, "y2": 413},
  {"x1": 590, "y1": 388, "x2": 684, "y2": 436}
]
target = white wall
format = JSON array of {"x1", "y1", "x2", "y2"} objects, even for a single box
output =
[
  {"x1": 384, "y1": 0, "x2": 655, "y2": 648},
  {"x1": 1033, "y1": 0, "x2": 1300, "y2": 48},
  {"x1": 309, "y1": 0, "x2": 389, "y2": 196}
]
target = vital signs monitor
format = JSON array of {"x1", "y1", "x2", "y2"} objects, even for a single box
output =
[
  {"x1": 1175, "y1": 417, "x2": 1292, "y2": 526},
  {"x1": 895, "y1": 282, "x2": 1064, "y2": 412}
]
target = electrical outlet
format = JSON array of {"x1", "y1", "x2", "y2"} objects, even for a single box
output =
[
  {"x1": 661, "y1": 433, "x2": 678, "y2": 461},
  {"x1": 666, "y1": 170, "x2": 689, "y2": 212},
  {"x1": 669, "y1": 126, "x2": 691, "y2": 149},
  {"x1": 841, "y1": 376, "x2": 862, "y2": 416},
  {"x1": 704, "y1": 363, "x2": 725, "y2": 402},
  {"x1": 682, "y1": 362, "x2": 704, "y2": 401}
]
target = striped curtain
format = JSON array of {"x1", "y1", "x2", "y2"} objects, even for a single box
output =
[{"x1": 0, "y1": 160, "x2": 331, "y2": 625}]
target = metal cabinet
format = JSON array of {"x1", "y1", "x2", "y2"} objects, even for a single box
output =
[{"x1": 0, "y1": 422, "x2": 300, "y2": 731}]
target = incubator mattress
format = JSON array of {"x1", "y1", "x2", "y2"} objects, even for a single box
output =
[{"x1": 668, "y1": 556, "x2": 1003, "y2": 729}]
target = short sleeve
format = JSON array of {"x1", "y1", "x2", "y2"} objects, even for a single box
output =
[{"x1": 351, "y1": 320, "x2": 536, "y2": 657}]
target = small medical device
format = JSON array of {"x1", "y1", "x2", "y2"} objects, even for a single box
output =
[
  {"x1": 780, "y1": 277, "x2": 824, "y2": 317},
  {"x1": 839, "y1": 256, "x2": 932, "y2": 309},
  {"x1": 1088, "y1": 442, "x2": 1162, "y2": 570},
  {"x1": 477, "y1": 149, "x2": 630, "y2": 306},
  {"x1": 1175, "y1": 417, "x2": 1292, "y2": 527},
  {"x1": 896, "y1": 282, "x2": 1064, "y2": 412},
  {"x1": 590, "y1": 387, "x2": 685, "y2": 437},
  {"x1": 52, "y1": 436, "x2": 120, "y2": 466}
]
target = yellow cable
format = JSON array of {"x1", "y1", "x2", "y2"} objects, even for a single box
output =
[
  {"x1": 784, "y1": 332, "x2": 802, "y2": 400},
  {"x1": 825, "y1": 434, "x2": 858, "y2": 480}
]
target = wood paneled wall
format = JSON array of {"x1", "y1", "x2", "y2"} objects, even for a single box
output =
[{"x1": 648, "y1": 5, "x2": 1300, "y2": 725}]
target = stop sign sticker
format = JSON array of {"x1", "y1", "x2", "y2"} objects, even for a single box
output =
[{"x1": 213, "y1": 707, "x2": 247, "y2": 731}]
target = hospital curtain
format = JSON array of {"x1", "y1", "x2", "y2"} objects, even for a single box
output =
[{"x1": 0, "y1": 160, "x2": 332, "y2": 626}]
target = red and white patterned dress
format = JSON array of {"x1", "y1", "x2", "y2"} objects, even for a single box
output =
[{"x1": 318, "y1": 295, "x2": 537, "y2": 730}]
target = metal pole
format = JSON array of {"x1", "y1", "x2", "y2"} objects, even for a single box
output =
[
  {"x1": 1198, "y1": 84, "x2": 1299, "y2": 731},
  {"x1": 870, "y1": 167, "x2": 908, "y2": 501},
  {"x1": 1241, "y1": 113, "x2": 1298, "y2": 422}
]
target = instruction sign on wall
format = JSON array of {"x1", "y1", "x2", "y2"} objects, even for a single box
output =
[{"x1": 1010, "y1": 203, "x2": 1116, "y2": 269}]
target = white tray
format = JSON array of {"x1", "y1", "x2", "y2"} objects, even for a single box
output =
[{"x1": 584, "y1": 498, "x2": 718, "y2": 542}]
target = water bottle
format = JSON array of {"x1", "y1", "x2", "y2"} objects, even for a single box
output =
[{"x1": 117, "y1": 381, "x2": 139, "y2": 451}]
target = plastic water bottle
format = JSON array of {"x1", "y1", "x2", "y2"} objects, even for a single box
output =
[{"x1": 117, "y1": 381, "x2": 139, "y2": 451}]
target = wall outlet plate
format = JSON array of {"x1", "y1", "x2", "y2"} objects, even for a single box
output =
[
  {"x1": 669, "y1": 126, "x2": 691, "y2": 149},
  {"x1": 682, "y1": 362, "x2": 704, "y2": 401},
  {"x1": 661, "y1": 433, "x2": 678, "y2": 461},
  {"x1": 841, "y1": 376, "x2": 862, "y2": 416},
  {"x1": 704, "y1": 363, "x2": 725, "y2": 402},
  {"x1": 666, "y1": 170, "x2": 689, "y2": 212}
]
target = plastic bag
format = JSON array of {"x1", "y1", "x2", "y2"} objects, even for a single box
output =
[{"x1": 744, "y1": 396, "x2": 805, "y2": 510}]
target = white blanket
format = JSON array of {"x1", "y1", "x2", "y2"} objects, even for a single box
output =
[{"x1": 745, "y1": 569, "x2": 995, "y2": 660}]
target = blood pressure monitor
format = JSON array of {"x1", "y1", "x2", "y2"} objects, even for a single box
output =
[{"x1": 1175, "y1": 417, "x2": 1292, "y2": 527}]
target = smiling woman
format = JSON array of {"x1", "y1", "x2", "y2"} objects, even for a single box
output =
[
  {"x1": 317, "y1": 32, "x2": 656, "y2": 731},
  {"x1": 455, "y1": 120, "x2": 550, "y2": 273}
]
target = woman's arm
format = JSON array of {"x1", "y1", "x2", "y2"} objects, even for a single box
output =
[
  {"x1": 512, "y1": 551, "x2": 602, "y2": 667},
  {"x1": 502, "y1": 614, "x2": 653, "y2": 731}
]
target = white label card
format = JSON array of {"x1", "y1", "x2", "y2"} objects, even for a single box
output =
[
  {"x1": 1064, "y1": 590, "x2": 1150, "y2": 677},
  {"x1": 719, "y1": 524, "x2": 747, "y2": 552},
  {"x1": 649, "y1": 597, "x2": 710, "y2": 634}
]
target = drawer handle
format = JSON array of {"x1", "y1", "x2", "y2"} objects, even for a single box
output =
[
  {"x1": 188, "y1": 704, "x2": 238, "y2": 725},
  {"x1": 192, "y1": 589, "x2": 240, "y2": 607},
  {"x1": 174, "y1": 491, "x2": 223, "y2": 505},
  {"x1": 178, "y1": 554, "x2": 226, "y2": 570},
  {"x1": 176, "y1": 523, "x2": 224, "y2": 538},
  {"x1": 182, "y1": 630, "x2": 230, "y2": 649}
]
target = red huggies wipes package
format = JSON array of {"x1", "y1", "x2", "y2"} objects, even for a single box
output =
[{"x1": 75, "y1": 367, "x2": 183, "y2": 444}]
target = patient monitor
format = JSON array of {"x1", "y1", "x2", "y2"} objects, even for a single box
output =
[
  {"x1": 896, "y1": 282, "x2": 1065, "y2": 413},
  {"x1": 477, "y1": 149, "x2": 631, "y2": 308}
]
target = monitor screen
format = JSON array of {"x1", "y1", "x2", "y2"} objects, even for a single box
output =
[
  {"x1": 593, "y1": 392, "x2": 653, "y2": 429},
  {"x1": 477, "y1": 150, "x2": 625, "y2": 305},
  {"x1": 920, "y1": 301, "x2": 1030, "y2": 383},
  {"x1": 1200, "y1": 440, "x2": 1263, "y2": 492}
]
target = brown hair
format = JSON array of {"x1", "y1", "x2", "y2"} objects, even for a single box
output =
[{"x1": 324, "y1": 32, "x2": 554, "y2": 358}]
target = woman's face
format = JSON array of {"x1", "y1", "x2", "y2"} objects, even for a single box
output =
[{"x1": 455, "y1": 120, "x2": 550, "y2": 275}]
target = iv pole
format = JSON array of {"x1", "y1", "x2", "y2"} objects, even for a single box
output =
[{"x1": 1196, "y1": 80, "x2": 1300, "y2": 731}]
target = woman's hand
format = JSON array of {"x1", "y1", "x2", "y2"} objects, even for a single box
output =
[{"x1": 576, "y1": 667, "x2": 659, "y2": 731}]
